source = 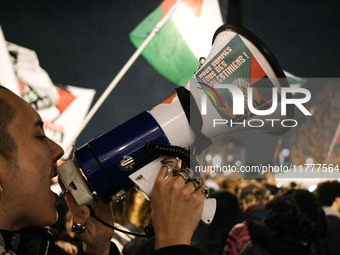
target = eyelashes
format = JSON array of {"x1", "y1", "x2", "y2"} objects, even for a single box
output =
[{"x1": 36, "y1": 135, "x2": 47, "y2": 140}]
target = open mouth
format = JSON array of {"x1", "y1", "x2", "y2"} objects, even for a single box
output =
[{"x1": 50, "y1": 167, "x2": 62, "y2": 196}]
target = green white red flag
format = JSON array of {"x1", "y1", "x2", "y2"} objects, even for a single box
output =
[
  {"x1": 130, "y1": 0, "x2": 223, "y2": 86},
  {"x1": 0, "y1": 27, "x2": 95, "y2": 159},
  {"x1": 130, "y1": 0, "x2": 305, "y2": 90}
]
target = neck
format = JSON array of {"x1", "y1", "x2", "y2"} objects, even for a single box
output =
[
  {"x1": 323, "y1": 206, "x2": 340, "y2": 218},
  {"x1": 331, "y1": 201, "x2": 339, "y2": 212},
  {"x1": 0, "y1": 211, "x2": 25, "y2": 232},
  {"x1": 0, "y1": 227, "x2": 53, "y2": 254},
  {"x1": 0, "y1": 200, "x2": 24, "y2": 231}
]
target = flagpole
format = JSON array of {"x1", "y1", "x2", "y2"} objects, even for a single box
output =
[
  {"x1": 63, "y1": 0, "x2": 183, "y2": 157},
  {"x1": 325, "y1": 120, "x2": 340, "y2": 161}
]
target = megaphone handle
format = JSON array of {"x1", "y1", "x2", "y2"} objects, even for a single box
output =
[{"x1": 129, "y1": 158, "x2": 216, "y2": 224}]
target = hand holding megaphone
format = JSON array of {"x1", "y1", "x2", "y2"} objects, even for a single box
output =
[{"x1": 150, "y1": 158, "x2": 207, "y2": 249}]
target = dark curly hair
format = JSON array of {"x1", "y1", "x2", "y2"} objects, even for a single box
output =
[
  {"x1": 0, "y1": 86, "x2": 17, "y2": 163},
  {"x1": 238, "y1": 180, "x2": 270, "y2": 204},
  {"x1": 315, "y1": 180, "x2": 340, "y2": 206},
  {"x1": 265, "y1": 189, "x2": 326, "y2": 243}
]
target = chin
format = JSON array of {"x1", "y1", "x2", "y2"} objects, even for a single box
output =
[
  {"x1": 51, "y1": 211, "x2": 59, "y2": 225},
  {"x1": 43, "y1": 211, "x2": 59, "y2": 227},
  {"x1": 43, "y1": 203, "x2": 59, "y2": 226}
]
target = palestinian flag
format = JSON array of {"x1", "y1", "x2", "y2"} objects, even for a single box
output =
[
  {"x1": 284, "y1": 70, "x2": 306, "y2": 89},
  {"x1": 130, "y1": 0, "x2": 223, "y2": 86}
]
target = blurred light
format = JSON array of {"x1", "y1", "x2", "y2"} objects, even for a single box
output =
[
  {"x1": 205, "y1": 154, "x2": 212, "y2": 162},
  {"x1": 282, "y1": 149, "x2": 290, "y2": 157},
  {"x1": 227, "y1": 155, "x2": 233, "y2": 162},
  {"x1": 235, "y1": 160, "x2": 241, "y2": 167},
  {"x1": 276, "y1": 182, "x2": 282, "y2": 188},
  {"x1": 212, "y1": 154, "x2": 222, "y2": 166},
  {"x1": 306, "y1": 157, "x2": 313, "y2": 164},
  {"x1": 308, "y1": 184, "x2": 317, "y2": 192}
]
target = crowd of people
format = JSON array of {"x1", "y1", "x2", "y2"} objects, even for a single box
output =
[
  {"x1": 47, "y1": 174, "x2": 340, "y2": 255},
  {"x1": 1, "y1": 85, "x2": 340, "y2": 255},
  {"x1": 51, "y1": 174, "x2": 340, "y2": 255}
]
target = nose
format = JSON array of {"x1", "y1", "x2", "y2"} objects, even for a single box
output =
[{"x1": 48, "y1": 137, "x2": 64, "y2": 161}]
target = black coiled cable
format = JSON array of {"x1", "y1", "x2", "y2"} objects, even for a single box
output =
[{"x1": 145, "y1": 140, "x2": 199, "y2": 173}]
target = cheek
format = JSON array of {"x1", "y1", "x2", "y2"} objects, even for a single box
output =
[
  {"x1": 17, "y1": 144, "x2": 52, "y2": 179},
  {"x1": 29, "y1": 142, "x2": 51, "y2": 163},
  {"x1": 12, "y1": 138, "x2": 53, "y2": 191},
  {"x1": 13, "y1": 160, "x2": 52, "y2": 207}
]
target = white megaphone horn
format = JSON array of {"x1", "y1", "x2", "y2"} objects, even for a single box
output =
[{"x1": 57, "y1": 25, "x2": 295, "y2": 226}]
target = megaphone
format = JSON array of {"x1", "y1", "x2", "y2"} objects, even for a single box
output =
[{"x1": 57, "y1": 25, "x2": 294, "y2": 225}]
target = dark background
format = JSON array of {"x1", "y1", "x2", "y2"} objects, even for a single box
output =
[{"x1": 1, "y1": 0, "x2": 339, "y2": 163}]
